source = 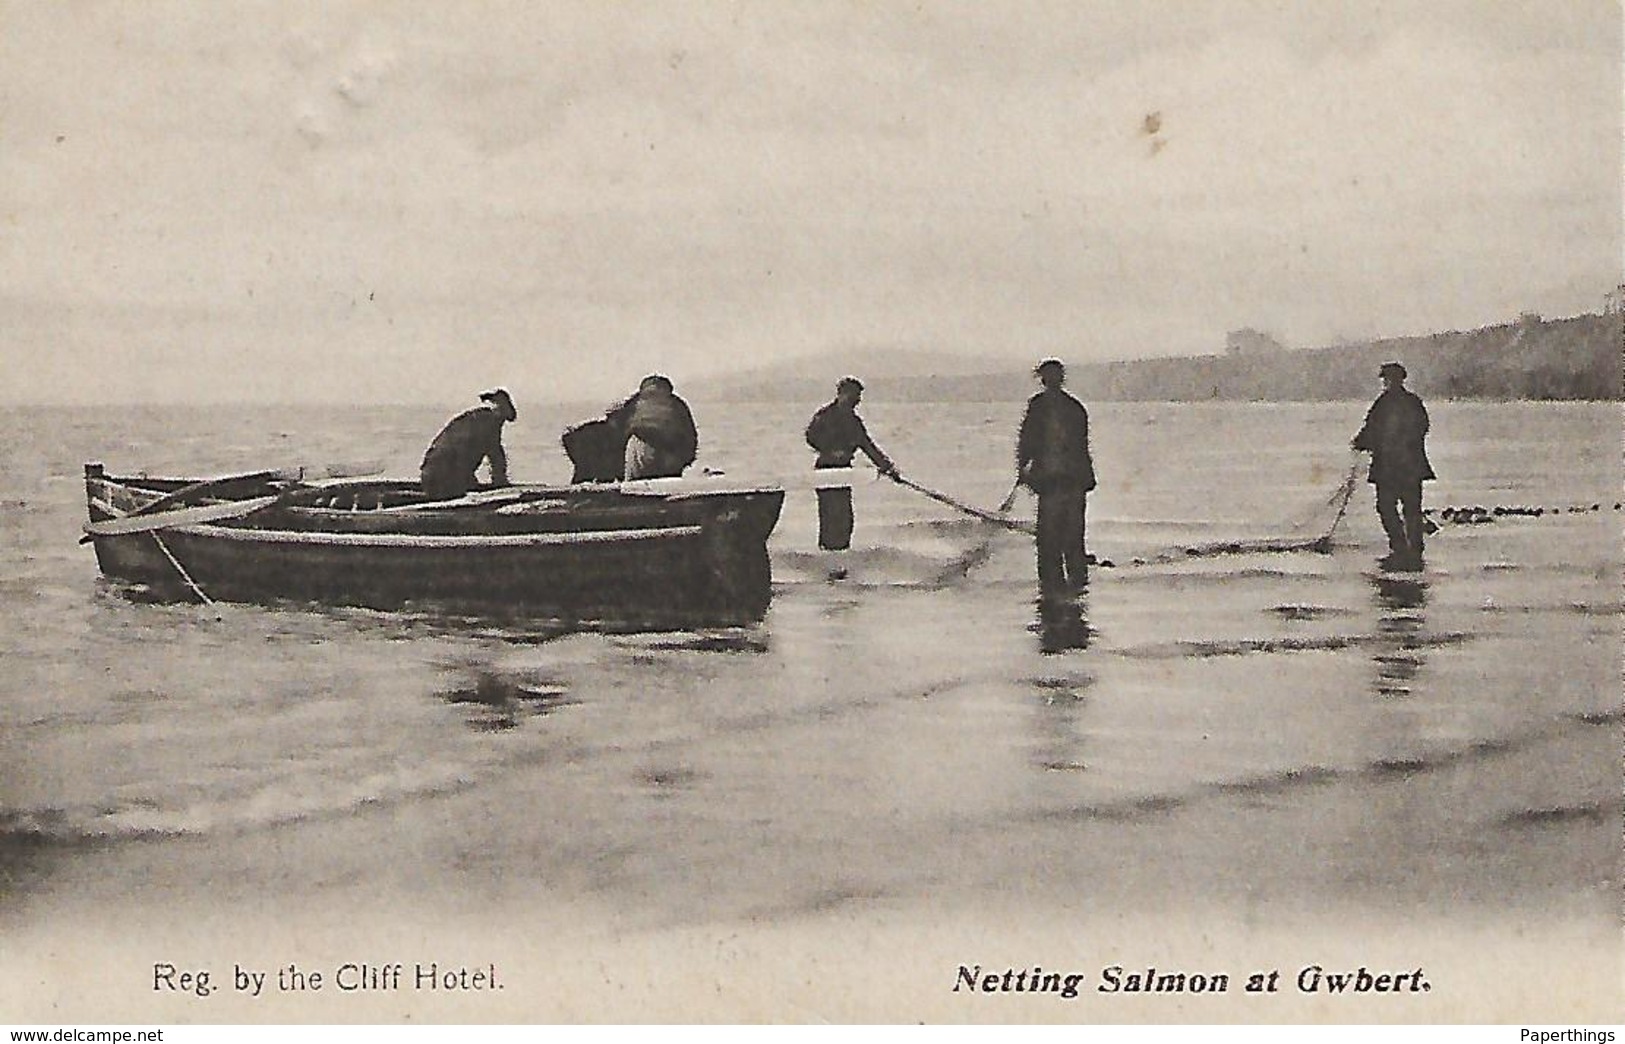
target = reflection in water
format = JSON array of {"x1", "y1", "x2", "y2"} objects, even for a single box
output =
[
  {"x1": 1029, "y1": 675, "x2": 1092, "y2": 773},
  {"x1": 437, "y1": 670, "x2": 576, "y2": 732},
  {"x1": 1036, "y1": 591, "x2": 1092, "y2": 655},
  {"x1": 0, "y1": 830, "x2": 60, "y2": 899},
  {"x1": 95, "y1": 580, "x2": 767, "y2": 645},
  {"x1": 1370, "y1": 573, "x2": 1428, "y2": 697},
  {"x1": 1026, "y1": 590, "x2": 1094, "y2": 769},
  {"x1": 637, "y1": 630, "x2": 771, "y2": 654}
]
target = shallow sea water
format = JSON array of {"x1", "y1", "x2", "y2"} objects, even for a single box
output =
[{"x1": 0, "y1": 400, "x2": 1618, "y2": 941}]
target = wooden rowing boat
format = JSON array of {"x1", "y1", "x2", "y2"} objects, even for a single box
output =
[{"x1": 82, "y1": 463, "x2": 787, "y2": 625}]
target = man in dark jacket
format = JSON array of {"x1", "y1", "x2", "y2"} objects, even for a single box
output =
[
  {"x1": 561, "y1": 418, "x2": 625, "y2": 483},
  {"x1": 420, "y1": 388, "x2": 516, "y2": 499},
  {"x1": 806, "y1": 376, "x2": 896, "y2": 552},
  {"x1": 1017, "y1": 359, "x2": 1096, "y2": 595},
  {"x1": 562, "y1": 375, "x2": 699, "y2": 482},
  {"x1": 619, "y1": 375, "x2": 699, "y2": 480},
  {"x1": 1352, "y1": 361, "x2": 1434, "y2": 570}
]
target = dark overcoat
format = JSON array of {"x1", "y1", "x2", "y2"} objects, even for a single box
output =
[
  {"x1": 420, "y1": 404, "x2": 508, "y2": 493},
  {"x1": 1352, "y1": 388, "x2": 1434, "y2": 485},
  {"x1": 1016, "y1": 388, "x2": 1096, "y2": 494}
]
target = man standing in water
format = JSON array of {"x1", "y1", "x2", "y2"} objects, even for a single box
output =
[
  {"x1": 1016, "y1": 359, "x2": 1096, "y2": 596},
  {"x1": 1352, "y1": 361, "x2": 1434, "y2": 571},
  {"x1": 805, "y1": 377, "x2": 897, "y2": 561},
  {"x1": 420, "y1": 388, "x2": 517, "y2": 499}
]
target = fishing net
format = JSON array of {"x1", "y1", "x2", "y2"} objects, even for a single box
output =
[
  {"x1": 1131, "y1": 461, "x2": 1362, "y2": 566},
  {"x1": 891, "y1": 461, "x2": 1364, "y2": 570}
]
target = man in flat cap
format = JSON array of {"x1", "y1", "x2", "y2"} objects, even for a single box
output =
[
  {"x1": 805, "y1": 376, "x2": 897, "y2": 555},
  {"x1": 1016, "y1": 359, "x2": 1096, "y2": 596},
  {"x1": 1352, "y1": 362, "x2": 1434, "y2": 570},
  {"x1": 420, "y1": 388, "x2": 517, "y2": 499}
]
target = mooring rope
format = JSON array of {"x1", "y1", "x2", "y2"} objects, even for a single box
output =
[{"x1": 149, "y1": 532, "x2": 220, "y2": 613}]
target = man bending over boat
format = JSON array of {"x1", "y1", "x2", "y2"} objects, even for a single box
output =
[
  {"x1": 616, "y1": 375, "x2": 699, "y2": 480},
  {"x1": 562, "y1": 375, "x2": 699, "y2": 482},
  {"x1": 420, "y1": 388, "x2": 517, "y2": 499}
]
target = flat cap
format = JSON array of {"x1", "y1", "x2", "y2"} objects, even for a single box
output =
[{"x1": 479, "y1": 387, "x2": 517, "y2": 420}]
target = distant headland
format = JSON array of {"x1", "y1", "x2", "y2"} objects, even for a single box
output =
[{"x1": 710, "y1": 304, "x2": 1622, "y2": 403}]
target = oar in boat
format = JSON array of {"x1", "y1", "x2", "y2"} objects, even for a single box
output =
[
  {"x1": 81, "y1": 462, "x2": 387, "y2": 542},
  {"x1": 82, "y1": 494, "x2": 285, "y2": 538},
  {"x1": 120, "y1": 469, "x2": 288, "y2": 520},
  {"x1": 117, "y1": 461, "x2": 387, "y2": 519},
  {"x1": 624, "y1": 467, "x2": 871, "y2": 498},
  {"x1": 379, "y1": 468, "x2": 879, "y2": 511},
  {"x1": 371, "y1": 486, "x2": 556, "y2": 513}
]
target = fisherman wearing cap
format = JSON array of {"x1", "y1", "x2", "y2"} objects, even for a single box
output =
[
  {"x1": 805, "y1": 376, "x2": 897, "y2": 553},
  {"x1": 419, "y1": 388, "x2": 517, "y2": 499},
  {"x1": 1016, "y1": 359, "x2": 1096, "y2": 595},
  {"x1": 1352, "y1": 362, "x2": 1434, "y2": 570}
]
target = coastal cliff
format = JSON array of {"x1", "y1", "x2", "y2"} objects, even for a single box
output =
[
  {"x1": 1066, "y1": 311, "x2": 1621, "y2": 402},
  {"x1": 710, "y1": 311, "x2": 1622, "y2": 403}
]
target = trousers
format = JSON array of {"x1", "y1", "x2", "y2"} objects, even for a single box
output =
[
  {"x1": 1374, "y1": 480, "x2": 1424, "y2": 557},
  {"x1": 420, "y1": 465, "x2": 475, "y2": 500},
  {"x1": 816, "y1": 487, "x2": 855, "y2": 551},
  {"x1": 1035, "y1": 486, "x2": 1088, "y2": 593}
]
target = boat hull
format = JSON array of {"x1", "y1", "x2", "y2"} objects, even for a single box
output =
[{"x1": 84, "y1": 468, "x2": 785, "y2": 625}]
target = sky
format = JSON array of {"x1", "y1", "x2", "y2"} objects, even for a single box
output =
[{"x1": 1, "y1": 1, "x2": 1620, "y2": 405}]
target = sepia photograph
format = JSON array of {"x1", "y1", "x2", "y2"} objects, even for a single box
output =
[{"x1": 1, "y1": 1, "x2": 1620, "y2": 1027}]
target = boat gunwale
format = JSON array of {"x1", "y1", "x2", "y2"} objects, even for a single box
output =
[
  {"x1": 126, "y1": 521, "x2": 708, "y2": 548},
  {"x1": 86, "y1": 481, "x2": 780, "y2": 548}
]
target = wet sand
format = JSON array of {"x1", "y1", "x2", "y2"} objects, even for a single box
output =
[{"x1": 2, "y1": 717, "x2": 1614, "y2": 1023}]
